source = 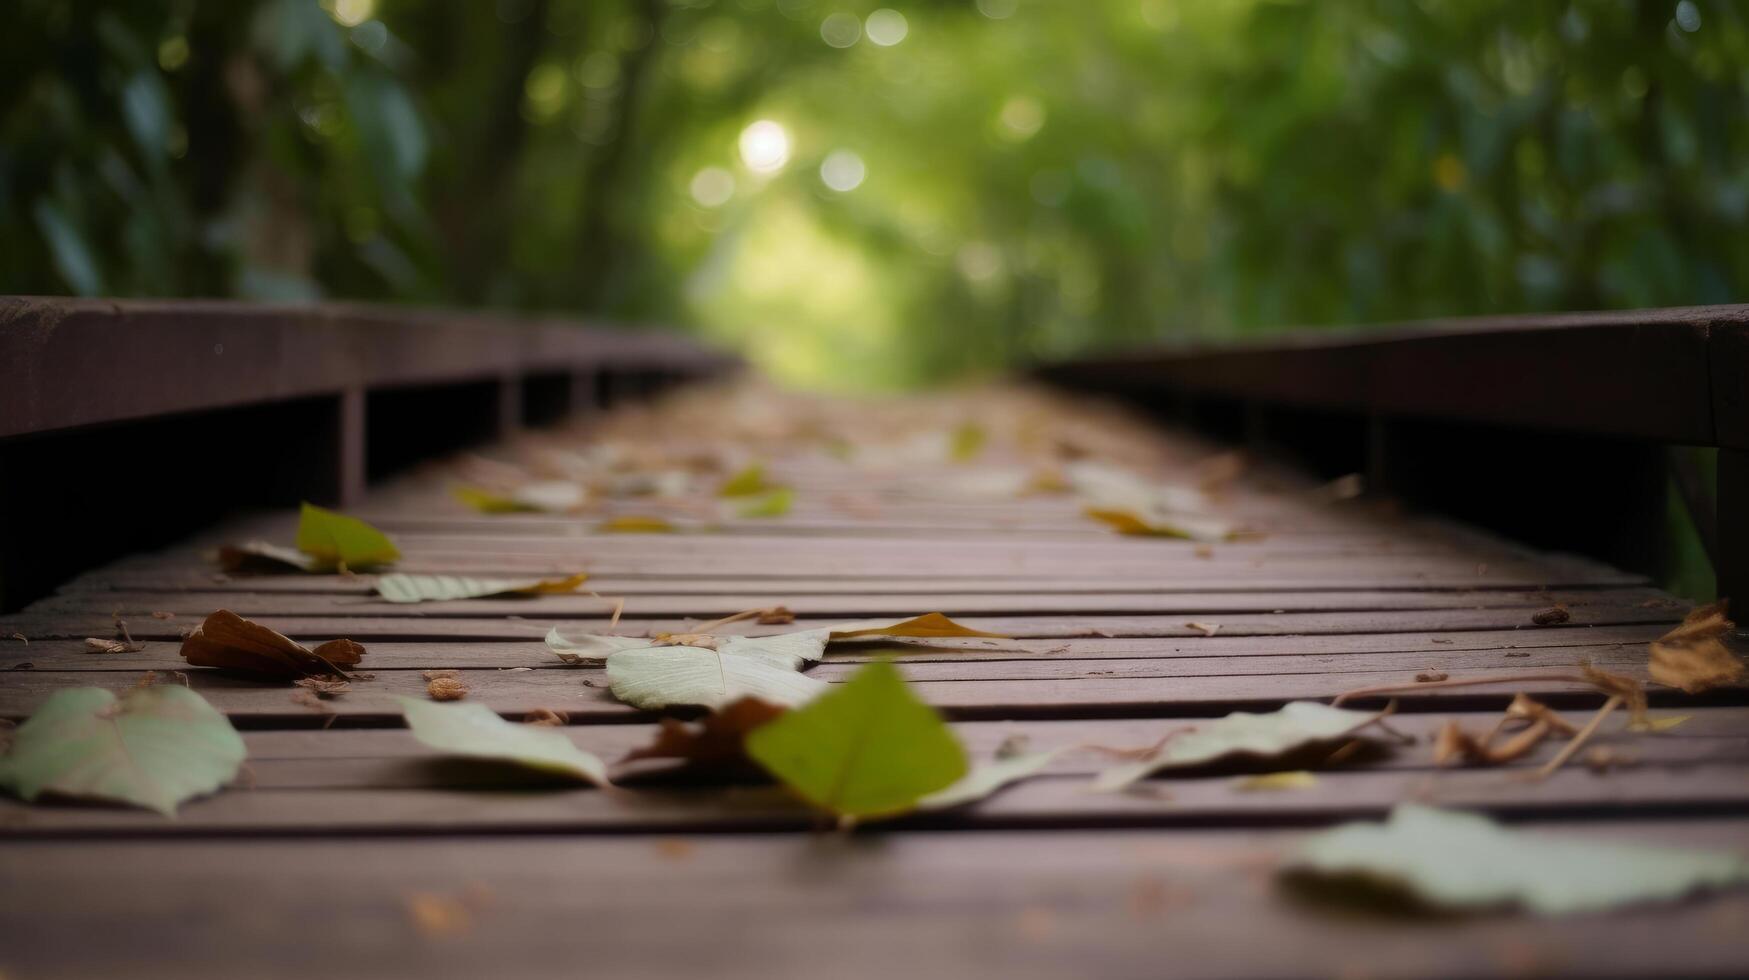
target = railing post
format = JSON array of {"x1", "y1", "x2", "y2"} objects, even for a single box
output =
[
  {"x1": 1720, "y1": 449, "x2": 1748, "y2": 603},
  {"x1": 336, "y1": 386, "x2": 367, "y2": 508}
]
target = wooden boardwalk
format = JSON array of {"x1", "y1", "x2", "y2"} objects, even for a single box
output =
[{"x1": 3, "y1": 380, "x2": 1747, "y2": 979}]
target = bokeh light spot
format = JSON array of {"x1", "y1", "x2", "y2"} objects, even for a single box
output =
[
  {"x1": 820, "y1": 150, "x2": 866, "y2": 192},
  {"x1": 821, "y1": 12, "x2": 862, "y2": 48},
  {"x1": 690, "y1": 167, "x2": 736, "y2": 207},
  {"x1": 865, "y1": 9, "x2": 908, "y2": 46},
  {"x1": 739, "y1": 120, "x2": 792, "y2": 174}
]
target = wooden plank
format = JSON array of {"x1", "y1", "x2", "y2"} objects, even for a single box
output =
[
  {"x1": 1, "y1": 625, "x2": 1673, "y2": 672},
  {"x1": 25, "y1": 586, "x2": 1673, "y2": 620},
  {"x1": 0, "y1": 605, "x2": 1685, "y2": 645},
  {"x1": 9, "y1": 763, "x2": 1749, "y2": 839},
  {"x1": 5, "y1": 825, "x2": 1747, "y2": 979}
]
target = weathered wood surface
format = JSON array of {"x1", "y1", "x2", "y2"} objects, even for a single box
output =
[{"x1": 2, "y1": 388, "x2": 1746, "y2": 979}]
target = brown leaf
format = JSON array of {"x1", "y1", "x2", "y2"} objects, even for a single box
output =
[
  {"x1": 755, "y1": 606, "x2": 797, "y2": 625},
  {"x1": 84, "y1": 637, "x2": 137, "y2": 654},
  {"x1": 179, "y1": 610, "x2": 363, "y2": 680},
  {"x1": 1185, "y1": 621, "x2": 1221, "y2": 637},
  {"x1": 1415, "y1": 670, "x2": 1449, "y2": 683},
  {"x1": 427, "y1": 676, "x2": 468, "y2": 701},
  {"x1": 523, "y1": 708, "x2": 569, "y2": 727},
  {"x1": 620, "y1": 696, "x2": 787, "y2": 767},
  {"x1": 1648, "y1": 601, "x2": 1744, "y2": 694},
  {"x1": 1531, "y1": 605, "x2": 1571, "y2": 626}
]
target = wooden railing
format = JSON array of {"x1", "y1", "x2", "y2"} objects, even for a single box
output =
[
  {"x1": 0, "y1": 297, "x2": 736, "y2": 608},
  {"x1": 1038, "y1": 305, "x2": 1749, "y2": 600}
]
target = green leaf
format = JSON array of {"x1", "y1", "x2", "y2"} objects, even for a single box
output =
[
  {"x1": 745, "y1": 661, "x2": 967, "y2": 821},
  {"x1": 295, "y1": 502, "x2": 400, "y2": 570},
  {"x1": 734, "y1": 488, "x2": 794, "y2": 518},
  {"x1": 1093, "y1": 702, "x2": 1388, "y2": 792},
  {"x1": 949, "y1": 421, "x2": 986, "y2": 461},
  {"x1": 918, "y1": 742, "x2": 1062, "y2": 811},
  {"x1": 398, "y1": 698, "x2": 608, "y2": 786},
  {"x1": 0, "y1": 686, "x2": 245, "y2": 816},
  {"x1": 376, "y1": 572, "x2": 587, "y2": 604},
  {"x1": 1288, "y1": 804, "x2": 1749, "y2": 915},
  {"x1": 718, "y1": 463, "x2": 771, "y2": 497},
  {"x1": 606, "y1": 645, "x2": 828, "y2": 711}
]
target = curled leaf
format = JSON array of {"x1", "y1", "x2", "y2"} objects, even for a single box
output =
[
  {"x1": 217, "y1": 540, "x2": 320, "y2": 573},
  {"x1": 180, "y1": 610, "x2": 364, "y2": 680},
  {"x1": 917, "y1": 742, "x2": 1063, "y2": 811},
  {"x1": 375, "y1": 572, "x2": 588, "y2": 604},
  {"x1": 1649, "y1": 601, "x2": 1743, "y2": 694}
]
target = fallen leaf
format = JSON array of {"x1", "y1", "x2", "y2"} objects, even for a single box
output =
[
  {"x1": 295, "y1": 502, "x2": 400, "y2": 570},
  {"x1": 756, "y1": 606, "x2": 796, "y2": 625},
  {"x1": 1531, "y1": 606, "x2": 1571, "y2": 626},
  {"x1": 1186, "y1": 621, "x2": 1221, "y2": 637},
  {"x1": 84, "y1": 637, "x2": 139, "y2": 654},
  {"x1": 398, "y1": 698, "x2": 608, "y2": 785},
  {"x1": 179, "y1": 610, "x2": 365, "y2": 679},
  {"x1": 1084, "y1": 506, "x2": 1233, "y2": 542},
  {"x1": 0, "y1": 686, "x2": 244, "y2": 815},
  {"x1": 620, "y1": 697, "x2": 788, "y2": 767},
  {"x1": 1092, "y1": 702, "x2": 1390, "y2": 792},
  {"x1": 217, "y1": 540, "x2": 321, "y2": 573},
  {"x1": 1629, "y1": 714, "x2": 1692, "y2": 733},
  {"x1": 1416, "y1": 670, "x2": 1449, "y2": 683},
  {"x1": 733, "y1": 488, "x2": 794, "y2": 518},
  {"x1": 718, "y1": 463, "x2": 772, "y2": 497},
  {"x1": 830, "y1": 612, "x2": 1010, "y2": 641},
  {"x1": 917, "y1": 740, "x2": 1063, "y2": 811},
  {"x1": 1233, "y1": 770, "x2": 1319, "y2": 792},
  {"x1": 606, "y1": 644, "x2": 827, "y2": 711},
  {"x1": 454, "y1": 481, "x2": 585, "y2": 514},
  {"x1": 1286, "y1": 803, "x2": 1749, "y2": 915},
  {"x1": 598, "y1": 515, "x2": 675, "y2": 533},
  {"x1": 405, "y1": 892, "x2": 473, "y2": 938},
  {"x1": 375, "y1": 572, "x2": 588, "y2": 604},
  {"x1": 427, "y1": 676, "x2": 468, "y2": 701},
  {"x1": 1649, "y1": 601, "x2": 1743, "y2": 693},
  {"x1": 746, "y1": 661, "x2": 967, "y2": 821},
  {"x1": 523, "y1": 707, "x2": 569, "y2": 727},
  {"x1": 949, "y1": 421, "x2": 987, "y2": 462}
]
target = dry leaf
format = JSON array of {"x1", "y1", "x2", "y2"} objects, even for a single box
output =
[
  {"x1": 756, "y1": 606, "x2": 797, "y2": 625},
  {"x1": 523, "y1": 708, "x2": 569, "y2": 727},
  {"x1": 1233, "y1": 770, "x2": 1318, "y2": 792},
  {"x1": 84, "y1": 637, "x2": 137, "y2": 654},
  {"x1": 1629, "y1": 714, "x2": 1692, "y2": 733},
  {"x1": 179, "y1": 610, "x2": 364, "y2": 679},
  {"x1": 1648, "y1": 601, "x2": 1743, "y2": 694},
  {"x1": 1531, "y1": 605, "x2": 1571, "y2": 626},
  {"x1": 217, "y1": 540, "x2": 319, "y2": 573},
  {"x1": 598, "y1": 515, "x2": 676, "y2": 533},
  {"x1": 1186, "y1": 622, "x2": 1220, "y2": 637},
  {"x1": 1415, "y1": 670, "x2": 1449, "y2": 683},
  {"x1": 427, "y1": 677, "x2": 468, "y2": 701},
  {"x1": 620, "y1": 697, "x2": 788, "y2": 768},
  {"x1": 293, "y1": 677, "x2": 350, "y2": 699}
]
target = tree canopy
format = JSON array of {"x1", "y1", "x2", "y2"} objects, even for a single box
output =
[{"x1": 4, "y1": 0, "x2": 1744, "y2": 386}]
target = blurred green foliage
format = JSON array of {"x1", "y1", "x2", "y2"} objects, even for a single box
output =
[{"x1": 4, "y1": 0, "x2": 1745, "y2": 386}]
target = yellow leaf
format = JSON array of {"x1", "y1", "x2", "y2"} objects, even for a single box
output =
[
  {"x1": 831, "y1": 612, "x2": 1010, "y2": 640},
  {"x1": 1628, "y1": 714, "x2": 1693, "y2": 733},
  {"x1": 1233, "y1": 770, "x2": 1318, "y2": 792},
  {"x1": 718, "y1": 463, "x2": 770, "y2": 497},
  {"x1": 453, "y1": 485, "x2": 531, "y2": 513},
  {"x1": 598, "y1": 515, "x2": 676, "y2": 533},
  {"x1": 949, "y1": 421, "x2": 986, "y2": 462},
  {"x1": 735, "y1": 488, "x2": 793, "y2": 518}
]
